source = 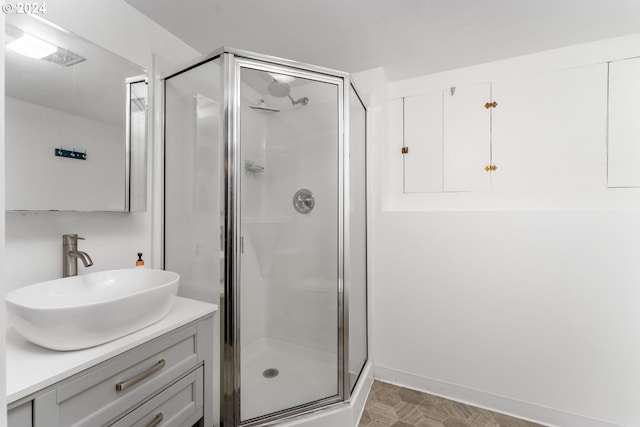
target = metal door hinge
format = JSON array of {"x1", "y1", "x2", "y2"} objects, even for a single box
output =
[
  {"x1": 401, "y1": 146, "x2": 409, "y2": 154},
  {"x1": 484, "y1": 165, "x2": 498, "y2": 172},
  {"x1": 484, "y1": 101, "x2": 498, "y2": 109}
]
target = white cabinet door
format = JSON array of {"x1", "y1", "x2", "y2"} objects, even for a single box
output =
[
  {"x1": 388, "y1": 97, "x2": 405, "y2": 195},
  {"x1": 492, "y1": 64, "x2": 607, "y2": 193},
  {"x1": 8, "y1": 402, "x2": 32, "y2": 427},
  {"x1": 608, "y1": 57, "x2": 640, "y2": 187},
  {"x1": 403, "y1": 91, "x2": 444, "y2": 193},
  {"x1": 443, "y1": 83, "x2": 492, "y2": 192}
]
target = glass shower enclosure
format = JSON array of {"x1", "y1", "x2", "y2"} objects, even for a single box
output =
[{"x1": 163, "y1": 48, "x2": 367, "y2": 426}]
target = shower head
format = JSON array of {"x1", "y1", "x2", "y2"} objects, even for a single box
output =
[
  {"x1": 267, "y1": 78, "x2": 309, "y2": 107},
  {"x1": 267, "y1": 80, "x2": 291, "y2": 98}
]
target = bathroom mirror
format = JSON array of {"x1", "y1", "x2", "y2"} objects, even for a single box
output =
[{"x1": 5, "y1": 14, "x2": 147, "y2": 211}]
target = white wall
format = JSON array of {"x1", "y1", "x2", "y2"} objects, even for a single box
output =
[
  {"x1": 369, "y1": 35, "x2": 640, "y2": 427},
  {"x1": 373, "y1": 211, "x2": 640, "y2": 426},
  {"x1": 0, "y1": 13, "x2": 7, "y2": 427},
  {"x1": 5, "y1": 97, "x2": 125, "y2": 211},
  {"x1": 5, "y1": 211, "x2": 152, "y2": 291}
]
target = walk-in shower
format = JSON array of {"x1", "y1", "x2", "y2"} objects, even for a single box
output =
[{"x1": 163, "y1": 48, "x2": 367, "y2": 426}]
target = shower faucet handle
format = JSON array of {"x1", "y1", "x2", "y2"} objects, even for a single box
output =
[{"x1": 293, "y1": 189, "x2": 315, "y2": 214}]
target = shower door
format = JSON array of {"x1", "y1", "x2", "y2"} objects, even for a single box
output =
[{"x1": 234, "y1": 60, "x2": 343, "y2": 424}]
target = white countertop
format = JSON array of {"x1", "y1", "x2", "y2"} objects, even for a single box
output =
[{"x1": 6, "y1": 297, "x2": 218, "y2": 404}]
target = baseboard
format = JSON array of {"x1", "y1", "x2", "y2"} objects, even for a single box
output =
[{"x1": 374, "y1": 365, "x2": 626, "y2": 427}]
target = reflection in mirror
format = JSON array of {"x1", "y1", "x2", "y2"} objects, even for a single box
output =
[
  {"x1": 127, "y1": 77, "x2": 147, "y2": 212},
  {"x1": 5, "y1": 14, "x2": 147, "y2": 211}
]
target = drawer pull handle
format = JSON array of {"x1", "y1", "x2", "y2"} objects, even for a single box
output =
[
  {"x1": 146, "y1": 413, "x2": 163, "y2": 427},
  {"x1": 115, "y1": 359, "x2": 166, "y2": 391}
]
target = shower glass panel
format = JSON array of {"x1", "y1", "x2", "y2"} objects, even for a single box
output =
[
  {"x1": 165, "y1": 57, "x2": 223, "y2": 304},
  {"x1": 238, "y1": 65, "x2": 341, "y2": 422},
  {"x1": 348, "y1": 84, "x2": 367, "y2": 392},
  {"x1": 163, "y1": 57, "x2": 224, "y2": 423}
]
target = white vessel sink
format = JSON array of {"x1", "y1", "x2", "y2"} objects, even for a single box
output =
[{"x1": 6, "y1": 269, "x2": 180, "y2": 351}]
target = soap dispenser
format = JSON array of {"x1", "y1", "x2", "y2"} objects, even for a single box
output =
[{"x1": 136, "y1": 252, "x2": 145, "y2": 267}]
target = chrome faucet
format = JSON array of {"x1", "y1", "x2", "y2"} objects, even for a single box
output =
[{"x1": 63, "y1": 234, "x2": 93, "y2": 277}]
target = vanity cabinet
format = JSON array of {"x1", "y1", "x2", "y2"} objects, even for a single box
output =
[
  {"x1": 110, "y1": 367, "x2": 203, "y2": 427},
  {"x1": 394, "y1": 82, "x2": 494, "y2": 193},
  {"x1": 7, "y1": 402, "x2": 31, "y2": 427},
  {"x1": 7, "y1": 302, "x2": 214, "y2": 427}
]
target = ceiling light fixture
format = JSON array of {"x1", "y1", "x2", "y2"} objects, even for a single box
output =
[
  {"x1": 5, "y1": 24, "x2": 85, "y2": 66},
  {"x1": 7, "y1": 32, "x2": 57, "y2": 59}
]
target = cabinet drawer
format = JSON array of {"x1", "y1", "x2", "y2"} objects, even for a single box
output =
[
  {"x1": 111, "y1": 366, "x2": 203, "y2": 427},
  {"x1": 35, "y1": 325, "x2": 198, "y2": 427}
]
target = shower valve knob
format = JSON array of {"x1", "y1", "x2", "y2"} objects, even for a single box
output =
[{"x1": 293, "y1": 189, "x2": 315, "y2": 214}]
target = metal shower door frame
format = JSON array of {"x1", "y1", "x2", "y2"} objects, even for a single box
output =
[{"x1": 223, "y1": 50, "x2": 350, "y2": 426}]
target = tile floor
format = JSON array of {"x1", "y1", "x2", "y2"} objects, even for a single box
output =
[{"x1": 358, "y1": 380, "x2": 547, "y2": 427}]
